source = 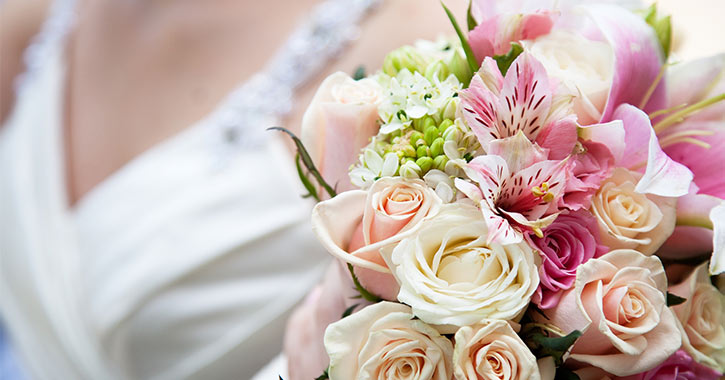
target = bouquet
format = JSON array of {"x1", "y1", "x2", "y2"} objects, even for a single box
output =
[{"x1": 277, "y1": 1, "x2": 725, "y2": 379}]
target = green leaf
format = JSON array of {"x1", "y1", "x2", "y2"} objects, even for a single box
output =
[
  {"x1": 295, "y1": 154, "x2": 320, "y2": 202},
  {"x1": 555, "y1": 367, "x2": 581, "y2": 380},
  {"x1": 466, "y1": 0, "x2": 478, "y2": 31},
  {"x1": 347, "y1": 263, "x2": 382, "y2": 303},
  {"x1": 441, "y1": 1, "x2": 479, "y2": 77},
  {"x1": 353, "y1": 65, "x2": 366, "y2": 80},
  {"x1": 667, "y1": 291, "x2": 687, "y2": 306},
  {"x1": 493, "y1": 42, "x2": 524, "y2": 76},
  {"x1": 643, "y1": 4, "x2": 672, "y2": 59},
  {"x1": 268, "y1": 127, "x2": 337, "y2": 199},
  {"x1": 314, "y1": 369, "x2": 329, "y2": 380},
  {"x1": 341, "y1": 303, "x2": 360, "y2": 318},
  {"x1": 530, "y1": 330, "x2": 582, "y2": 366}
]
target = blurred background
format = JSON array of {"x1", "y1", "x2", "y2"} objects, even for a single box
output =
[{"x1": 0, "y1": 0, "x2": 723, "y2": 379}]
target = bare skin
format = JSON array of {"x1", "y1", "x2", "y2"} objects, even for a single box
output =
[{"x1": 0, "y1": 0, "x2": 467, "y2": 206}]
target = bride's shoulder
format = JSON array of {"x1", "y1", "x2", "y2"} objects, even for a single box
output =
[{"x1": 0, "y1": 0, "x2": 51, "y2": 125}]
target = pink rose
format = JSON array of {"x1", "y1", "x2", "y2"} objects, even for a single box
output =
[
  {"x1": 621, "y1": 350, "x2": 723, "y2": 380},
  {"x1": 572, "y1": 350, "x2": 723, "y2": 380},
  {"x1": 311, "y1": 177, "x2": 442, "y2": 300},
  {"x1": 528, "y1": 210, "x2": 607, "y2": 309},
  {"x1": 541, "y1": 250, "x2": 681, "y2": 376},
  {"x1": 561, "y1": 140, "x2": 614, "y2": 211},
  {"x1": 469, "y1": 11, "x2": 553, "y2": 61},
  {"x1": 300, "y1": 72, "x2": 382, "y2": 193}
]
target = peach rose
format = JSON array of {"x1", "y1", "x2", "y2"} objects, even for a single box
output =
[
  {"x1": 542, "y1": 250, "x2": 681, "y2": 376},
  {"x1": 324, "y1": 302, "x2": 453, "y2": 380},
  {"x1": 301, "y1": 72, "x2": 382, "y2": 192},
  {"x1": 453, "y1": 320, "x2": 541, "y2": 380},
  {"x1": 669, "y1": 262, "x2": 725, "y2": 372},
  {"x1": 312, "y1": 177, "x2": 442, "y2": 299},
  {"x1": 590, "y1": 168, "x2": 676, "y2": 255}
]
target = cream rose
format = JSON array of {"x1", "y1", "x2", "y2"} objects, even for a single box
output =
[
  {"x1": 301, "y1": 72, "x2": 383, "y2": 192},
  {"x1": 542, "y1": 250, "x2": 681, "y2": 376},
  {"x1": 312, "y1": 177, "x2": 442, "y2": 299},
  {"x1": 383, "y1": 203, "x2": 539, "y2": 327},
  {"x1": 590, "y1": 168, "x2": 676, "y2": 255},
  {"x1": 453, "y1": 320, "x2": 541, "y2": 380},
  {"x1": 525, "y1": 30, "x2": 614, "y2": 125},
  {"x1": 669, "y1": 262, "x2": 725, "y2": 372},
  {"x1": 324, "y1": 301, "x2": 453, "y2": 380}
]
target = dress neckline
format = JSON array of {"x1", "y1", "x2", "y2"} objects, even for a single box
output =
[{"x1": 17, "y1": 0, "x2": 379, "y2": 213}]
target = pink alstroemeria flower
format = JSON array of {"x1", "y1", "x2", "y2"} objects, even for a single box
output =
[
  {"x1": 469, "y1": 11, "x2": 553, "y2": 62},
  {"x1": 459, "y1": 53, "x2": 578, "y2": 160},
  {"x1": 456, "y1": 133, "x2": 568, "y2": 244}
]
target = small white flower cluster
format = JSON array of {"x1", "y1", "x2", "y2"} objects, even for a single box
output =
[{"x1": 376, "y1": 70, "x2": 461, "y2": 134}]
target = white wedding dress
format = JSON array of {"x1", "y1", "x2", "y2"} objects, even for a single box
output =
[{"x1": 0, "y1": 0, "x2": 376, "y2": 379}]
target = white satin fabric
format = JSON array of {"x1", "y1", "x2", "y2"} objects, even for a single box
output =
[{"x1": 0, "y1": 9, "x2": 332, "y2": 380}]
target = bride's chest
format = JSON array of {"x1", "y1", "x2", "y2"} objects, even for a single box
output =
[{"x1": 63, "y1": 0, "x2": 318, "y2": 205}]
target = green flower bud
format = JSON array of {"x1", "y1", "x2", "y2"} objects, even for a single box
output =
[
  {"x1": 433, "y1": 155, "x2": 449, "y2": 171},
  {"x1": 430, "y1": 137, "x2": 445, "y2": 157},
  {"x1": 409, "y1": 131, "x2": 424, "y2": 146},
  {"x1": 401, "y1": 157, "x2": 414, "y2": 165},
  {"x1": 382, "y1": 46, "x2": 429, "y2": 76},
  {"x1": 416, "y1": 156, "x2": 434, "y2": 173},
  {"x1": 424, "y1": 126, "x2": 439, "y2": 146},
  {"x1": 415, "y1": 115, "x2": 436, "y2": 133},
  {"x1": 416, "y1": 145, "x2": 429, "y2": 159},
  {"x1": 438, "y1": 119, "x2": 454, "y2": 134}
]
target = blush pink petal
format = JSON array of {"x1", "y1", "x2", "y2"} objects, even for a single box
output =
[
  {"x1": 535, "y1": 115, "x2": 578, "y2": 160},
  {"x1": 469, "y1": 11, "x2": 553, "y2": 62},
  {"x1": 520, "y1": 12, "x2": 554, "y2": 39},
  {"x1": 318, "y1": 103, "x2": 379, "y2": 192},
  {"x1": 469, "y1": 17, "x2": 498, "y2": 61},
  {"x1": 582, "y1": 4, "x2": 666, "y2": 120},
  {"x1": 664, "y1": 123, "x2": 725, "y2": 198},
  {"x1": 666, "y1": 54, "x2": 725, "y2": 122},
  {"x1": 311, "y1": 190, "x2": 389, "y2": 272},
  {"x1": 561, "y1": 140, "x2": 614, "y2": 211},
  {"x1": 300, "y1": 72, "x2": 380, "y2": 194},
  {"x1": 347, "y1": 223, "x2": 399, "y2": 300},
  {"x1": 612, "y1": 104, "x2": 693, "y2": 197}
]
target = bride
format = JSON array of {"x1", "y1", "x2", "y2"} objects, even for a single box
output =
[{"x1": 0, "y1": 0, "x2": 464, "y2": 378}]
